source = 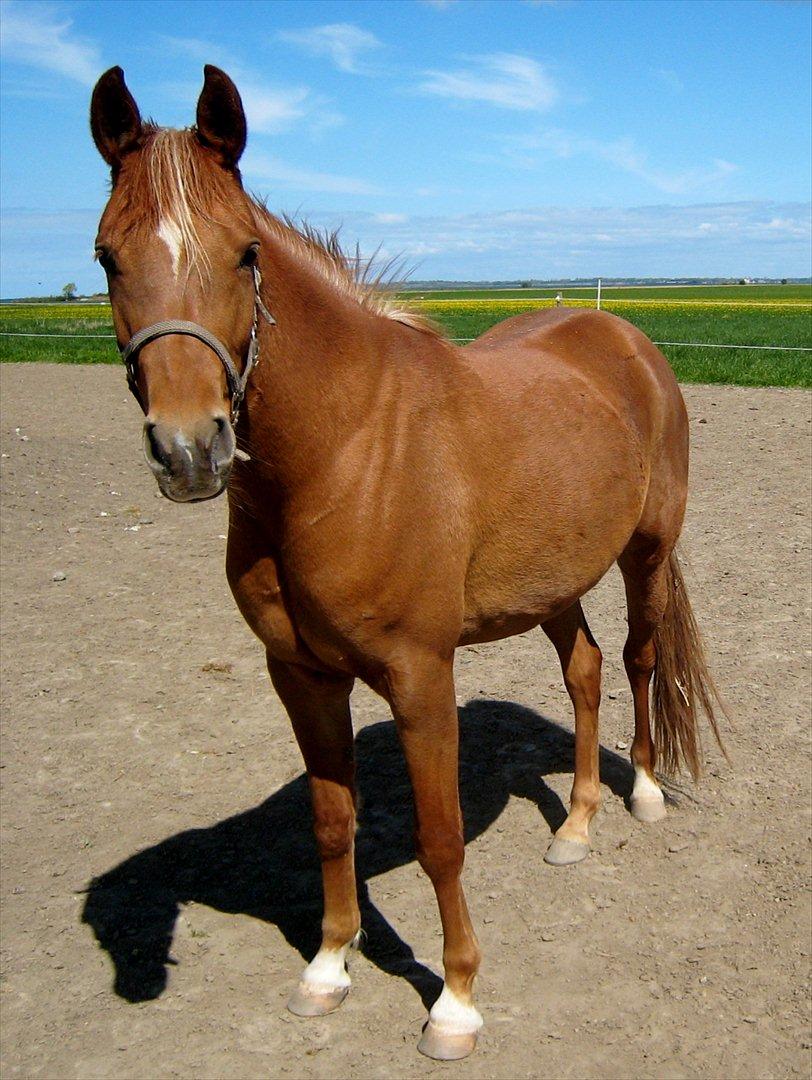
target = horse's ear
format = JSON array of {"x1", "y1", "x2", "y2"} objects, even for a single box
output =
[
  {"x1": 90, "y1": 66, "x2": 143, "y2": 171},
  {"x1": 195, "y1": 65, "x2": 247, "y2": 169}
]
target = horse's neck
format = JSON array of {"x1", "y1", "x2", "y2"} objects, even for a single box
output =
[{"x1": 242, "y1": 234, "x2": 389, "y2": 490}]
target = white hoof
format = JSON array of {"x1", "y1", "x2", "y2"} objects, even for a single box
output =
[
  {"x1": 630, "y1": 795, "x2": 667, "y2": 823},
  {"x1": 631, "y1": 766, "x2": 666, "y2": 822},
  {"x1": 287, "y1": 939, "x2": 355, "y2": 1018},
  {"x1": 544, "y1": 836, "x2": 590, "y2": 865},
  {"x1": 418, "y1": 1023, "x2": 478, "y2": 1060},
  {"x1": 287, "y1": 983, "x2": 349, "y2": 1016},
  {"x1": 419, "y1": 985, "x2": 483, "y2": 1059}
]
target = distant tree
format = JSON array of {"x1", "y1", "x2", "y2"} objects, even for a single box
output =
[
  {"x1": 61, "y1": 282, "x2": 77, "y2": 301},
  {"x1": 520, "y1": 281, "x2": 532, "y2": 289},
  {"x1": 781, "y1": 278, "x2": 787, "y2": 285}
]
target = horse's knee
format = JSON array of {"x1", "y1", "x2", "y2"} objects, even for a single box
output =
[
  {"x1": 313, "y1": 813, "x2": 355, "y2": 862},
  {"x1": 416, "y1": 825, "x2": 465, "y2": 884}
]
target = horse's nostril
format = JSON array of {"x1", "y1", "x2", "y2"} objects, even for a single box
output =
[
  {"x1": 210, "y1": 414, "x2": 235, "y2": 472},
  {"x1": 145, "y1": 422, "x2": 171, "y2": 470}
]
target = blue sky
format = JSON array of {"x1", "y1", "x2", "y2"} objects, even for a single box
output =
[{"x1": 1, "y1": 0, "x2": 810, "y2": 295}]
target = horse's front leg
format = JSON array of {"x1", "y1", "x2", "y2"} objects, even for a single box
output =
[
  {"x1": 386, "y1": 653, "x2": 482, "y2": 1060},
  {"x1": 266, "y1": 656, "x2": 360, "y2": 1016}
]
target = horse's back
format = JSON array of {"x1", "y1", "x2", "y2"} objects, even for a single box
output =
[
  {"x1": 461, "y1": 305, "x2": 687, "y2": 476},
  {"x1": 465, "y1": 307, "x2": 682, "y2": 422}
]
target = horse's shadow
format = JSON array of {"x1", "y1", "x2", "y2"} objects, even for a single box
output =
[{"x1": 81, "y1": 699, "x2": 634, "y2": 1009}]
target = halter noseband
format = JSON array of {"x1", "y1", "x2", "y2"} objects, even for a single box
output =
[{"x1": 119, "y1": 265, "x2": 275, "y2": 424}]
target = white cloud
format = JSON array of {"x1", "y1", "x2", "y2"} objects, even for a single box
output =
[
  {"x1": 242, "y1": 153, "x2": 382, "y2": 195},
  {"x1": 0, "y1": 0, "x2": 100, "y2": 86},
  {"x1": 497, "y1": 129, "x2": 738, "y2": 195},
  {"x1": 278, "y1": 23, "x2": 382, "y2": 75},
  {"x1": 419, "y1": 53, "x2": 558, "y2": 112},
  {"x1": 158, "y1": 38, "x2": 344, "y2": 135},
  {"x1": 300, "y1": 202, "x2": 811, "y2": 279},
  {"x1": 238, "y1": 85, "x2": 312, "y2": 133},
  {"x1": 652, "y1": 67, "x2": 685, "y2": 94},
  {"x1": 157, "y1": 34, "x2": 236, "y2": 71},
  {"x1": 2, "y1": 201, "x2": 809, "y2": 296}
]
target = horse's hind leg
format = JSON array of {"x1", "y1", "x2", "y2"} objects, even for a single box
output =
[
  {"x1": 618, "y1": 546, "x2": 670, "y2": 822},
  {"x1": 266, "y1": 656, "x2": 361, "y2": 1016},
  {"x1": 541, "y1": 601, "x2": 602, "y2": 866}
]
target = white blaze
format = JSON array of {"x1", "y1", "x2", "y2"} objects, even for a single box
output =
[{"x1": 157, "y1": 218, "x2": 183, "y2": 279}]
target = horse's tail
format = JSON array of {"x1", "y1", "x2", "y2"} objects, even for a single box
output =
[{"x1": 652, "y1": 548, "x2": 728, "y2": 779}]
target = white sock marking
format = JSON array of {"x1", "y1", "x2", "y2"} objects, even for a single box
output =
[
  {"x1": 632, "y1": 764, "x2": 664, "y2": 803},
  {"x1": 299, "y1": 942, "x2": 352, "y2": 994},
  {"x1": 428, "y1": 985, "x2": 483, "y2": 1035}
]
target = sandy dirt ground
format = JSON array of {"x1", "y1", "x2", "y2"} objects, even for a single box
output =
[{"x1": 1, "y1": 364, "x2": 810, "y2": 1080}]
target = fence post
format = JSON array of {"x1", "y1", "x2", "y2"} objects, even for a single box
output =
[{"x1": 596, "y1": 278, "x2": 602, "y2": 310}]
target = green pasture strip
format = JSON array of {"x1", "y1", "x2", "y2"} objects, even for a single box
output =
[
  {"x1": 421, "y1": 301, "x2": 812, "y2": 388},
  {"x1": 0, "y1": 303, "x2": 111, "y2": 319},
  {"x1": 401, "y1": 284, "x2": 812, "y2": 303},
  {"x1": 0, "y1": 336, "x2": 117, "y2": 364},
  {"x1": 0, "y1": 307, "x2": 116, "y2": 364},
  {"x1": 2, "y1": 298, "x2": 810, "y2": 387}
]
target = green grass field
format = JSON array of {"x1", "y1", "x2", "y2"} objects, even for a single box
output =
[
  {"x1": 401, "y1": 283, "x2": 812, "y2": 303},
  {"x1": 1, "y1": 287, "x2": 810, "y2": 387},
  {"x1": 414, "y1": 297, "x2": 811, "y2": 387},
  {"x1": 0, "y1": 304, "x2": 116, "y2": 364}
]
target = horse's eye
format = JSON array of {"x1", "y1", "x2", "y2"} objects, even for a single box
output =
[
  {"x1": 240, "y1": 242, "x2": 259, "y2": 269},
  {"x1": 94, "y1": 247, "x2": 117, "y2": 274}
]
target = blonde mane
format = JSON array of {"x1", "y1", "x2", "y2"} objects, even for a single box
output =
[{"x1": 127, "y1": 128, "x2": 440, "y2": 336}]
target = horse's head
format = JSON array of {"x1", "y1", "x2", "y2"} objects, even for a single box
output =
[{"x1": 91, "y1": 66, "x2": 261, "y2": 502}]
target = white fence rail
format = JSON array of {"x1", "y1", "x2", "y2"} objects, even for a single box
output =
[
  {"x1": 0, "y1": 330, "x2": 809, "y2": 353},
  {"x1": 2, "y1": 278, "x2": 810, "y2": 355}
]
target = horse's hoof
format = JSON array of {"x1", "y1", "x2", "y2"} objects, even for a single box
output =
[
  {"x1": 544, "y1": 836, "x2": 590, "y2": 865},
  {"x1": 630, "y1": 795, "x2": 667, "y2": 823},
  {"x1": 418, "y1": 1022, "x2": 478, "y2": 1060},
  {"x1": 287, "y1": 984, "x2": 349, "y2": 1017}
]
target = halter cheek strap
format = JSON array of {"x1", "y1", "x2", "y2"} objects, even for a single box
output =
[{"x1": 118, "y1": 265, "x2": 274, "y2": 423}]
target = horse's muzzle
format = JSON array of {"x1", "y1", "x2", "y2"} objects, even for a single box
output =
[{"x1": 143, "y1": 414, "x2": 235, "y2": 502}]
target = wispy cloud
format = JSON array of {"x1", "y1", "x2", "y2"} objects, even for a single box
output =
[
  {"x1": 159, "y1": 36, "x2": 343, "y2": 134},
  {"x1": 2, "y1": 202, "x2": 809, "y2": 296},
  {"x1": 238, "y1": 85, "x2": 314, "y2": 133},
  {"x1": 278, "y1": 23, "x2": 383, "y2": 75},
  {"x1": 418, "y1": 53, "x2": 558, "y2": 112},
  {"x1": 652, "y1": 67, "x2": 685, "y2": 93},
  {"x1": 303, "y1": 201, "x2": 812, "y2": 279},
  {"x1": 0, "y1": 0, "x2": 100, "y2": 86},
  {"x1": 498, "y1": 128, "x2": 737, "y2": 195},
  {"x1": 242, "y1": 153, "x2": 381, "y2": 196}
]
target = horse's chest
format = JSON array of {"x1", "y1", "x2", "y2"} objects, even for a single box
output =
[{"x1": 227, "y1": 539, "x2": 363, "y2": 674}]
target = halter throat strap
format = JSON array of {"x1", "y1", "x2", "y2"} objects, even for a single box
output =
[{"x1": 118, "y1": 266, "x2": 274, "y2": 423}]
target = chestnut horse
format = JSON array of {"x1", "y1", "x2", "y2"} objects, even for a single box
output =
[{"x1": 90, "y1": 65, "x2": 724, "y2": 1059}]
